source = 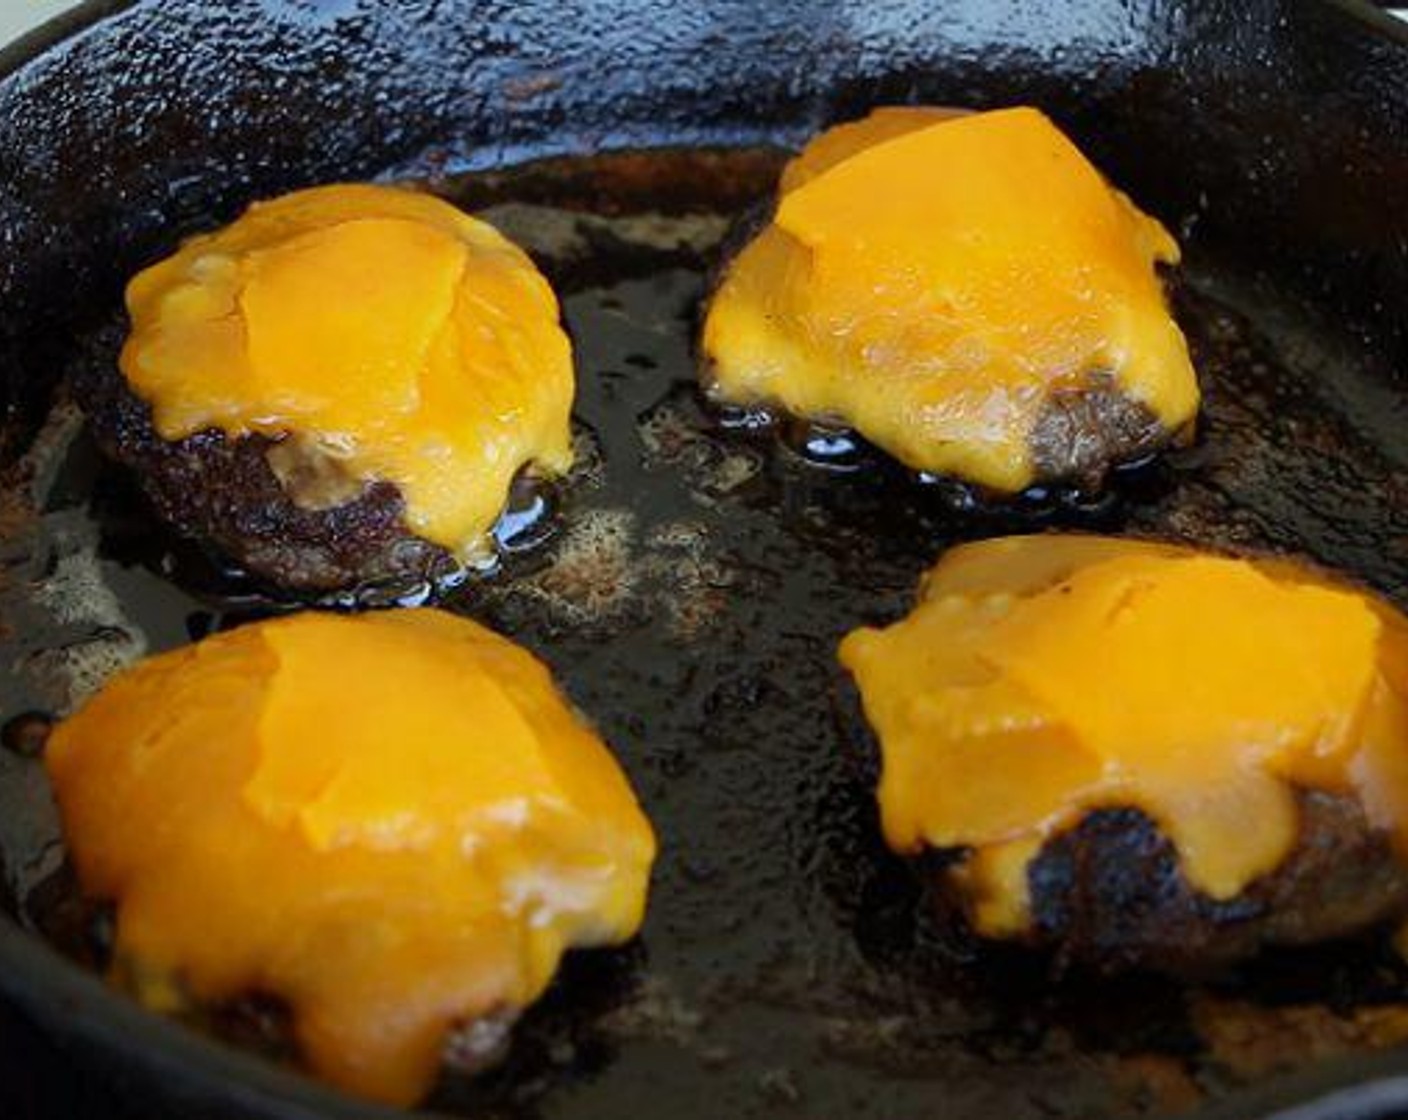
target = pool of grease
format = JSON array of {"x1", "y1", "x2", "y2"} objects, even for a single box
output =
[{"x1": 5, "y1": 149, "x2": 1408, "y2": 1118}]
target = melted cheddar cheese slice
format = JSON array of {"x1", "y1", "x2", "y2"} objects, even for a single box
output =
[
  {"x1": 45, "y1": 610, "x2": 655, "y2": 1105},
  {"x1": 703, "y1": 107, "x2": 1199, "y2": 491},
  {"x1": 839, "y1": 536, "x2": 1408, "y2": 936},
  {"x1": 121, "y1": 184, "x2": 574, "y2": 559}
]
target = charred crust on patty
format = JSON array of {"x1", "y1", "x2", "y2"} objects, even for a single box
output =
[{"x1": 935, "y1": 791, "x2": 1408, "y2": 975}]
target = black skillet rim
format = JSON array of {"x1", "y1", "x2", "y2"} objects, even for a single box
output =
[{"x1": 4, "y1": 2, "x2": 1408, "y2": 1117}]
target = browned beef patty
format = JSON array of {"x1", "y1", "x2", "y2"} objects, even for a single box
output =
[
  {"x1": 1027, "y1": 372, "x2": 1173, "y2": 486},
  {"x1": 77, "y1": 357, "x2": 458, "y2": 595},
  {"x1": 949, "y1": 791, "x2": 1408, "y2": 974},
  {"x1": 705, "y1": 206, "x2": 1188, "y2": 494}
]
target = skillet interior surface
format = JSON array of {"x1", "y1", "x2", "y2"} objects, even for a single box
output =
[{"x1": 7, "y1": 2, "x2": 1408, "y2": 1118}]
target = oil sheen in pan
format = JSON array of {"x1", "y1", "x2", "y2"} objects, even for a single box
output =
[{"x1": 6, "y1": 150, "x2": 1408, "y2": 1118}]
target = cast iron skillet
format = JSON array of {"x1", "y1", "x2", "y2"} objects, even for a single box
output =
[{"x1": 8, "y1": 2, "x2": 1408, "y2": 1117}]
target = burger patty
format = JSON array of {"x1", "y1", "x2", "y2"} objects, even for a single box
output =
[
  {"x1": 77, "y1": 357, "x2": 458, "y2": 594},
  {"x1": 705, "y1": 205, "x2": 1184, "y2": 494},
  {"x1": 950, "y1": 790, "x2": 1408, "y2": 974},
  {"x1": 1026, "y1": 371, "x2": 1171, "y2": 487}
]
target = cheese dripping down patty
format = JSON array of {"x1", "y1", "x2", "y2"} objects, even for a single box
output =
[
  {"x1": 702, "y1": 106, "x2": 1200, "y2": 492},
  {"x1": 44, "y1": 610, "x2": 656, "y2": 1106},
  {"x1": 839, "y1": 535, "x2": 1408, "y2": 937},
  {"x1": 120, "y1": 183, "x2": 575, "y2": 561}
]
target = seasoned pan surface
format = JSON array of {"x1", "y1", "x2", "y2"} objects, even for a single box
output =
[
  {"x1": 7, "y1": 2, "x2": 1408, "y2": 1117},
  {"x1": 7, "y1": 146, "x2": 1408, "y2": 1119}
]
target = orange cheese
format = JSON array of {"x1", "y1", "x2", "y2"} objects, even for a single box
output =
[
  {"x1": 839, "y1": 536, "x2": 1408, "y2": 936},
  {"x1": 121, "y1": 184, "x2": 574, "y2": 560},
  {"x1": 45, "y1": 610, "x2": 655, "y2": 1105},
  {"x1": 702, "y1": 107, "x2": 1198, "y2": 491}
]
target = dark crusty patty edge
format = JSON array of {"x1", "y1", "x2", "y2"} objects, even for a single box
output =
[{"x1": 933, "y1": 789, "x2": 1408, "y2": 974}]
